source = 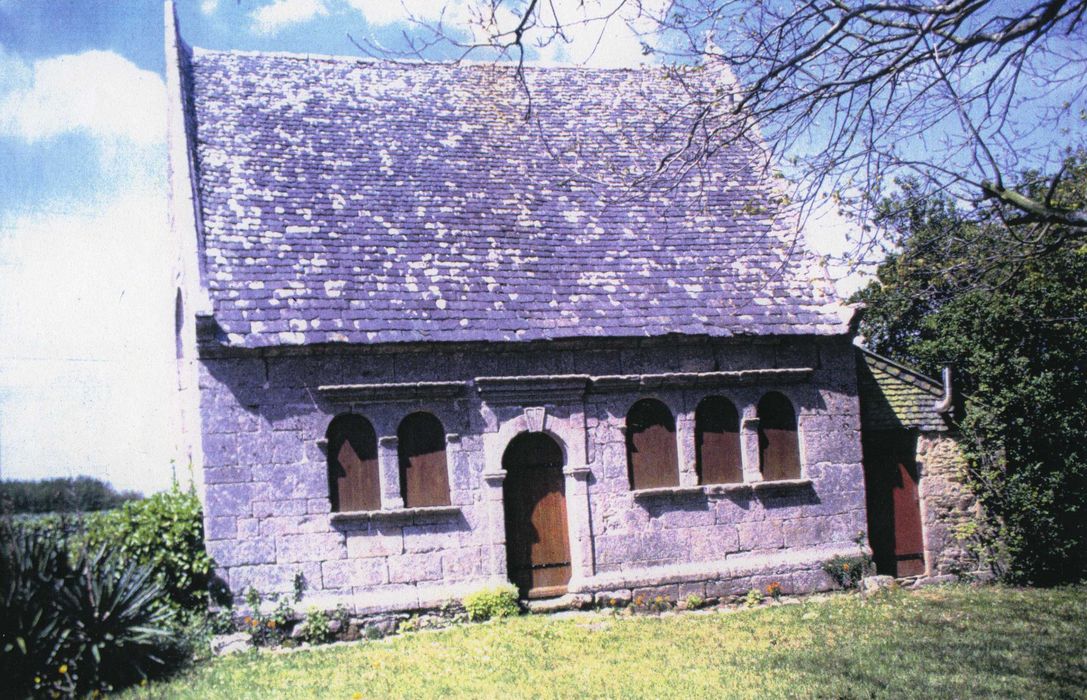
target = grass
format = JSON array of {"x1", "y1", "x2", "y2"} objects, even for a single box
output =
[{"x1": 127, "y1": 585, "x2": 1087, "y2": 699}]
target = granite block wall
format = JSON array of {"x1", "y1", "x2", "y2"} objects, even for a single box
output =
[
  {"x1": 198, "y1": 335, "x2": 868, "y2": 611},
  {"x1": 917, "y1": 432, "x2": 981, "y2": 576}
]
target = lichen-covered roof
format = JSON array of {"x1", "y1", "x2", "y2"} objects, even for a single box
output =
[
  {"x1": 856, "y1": 348, "x2": 952, "y2": 432},
  {"x1": 183, "y1": 48, "x2": 851, "y2": 348}
]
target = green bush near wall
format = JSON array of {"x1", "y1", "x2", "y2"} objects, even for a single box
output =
[
  {"x1": 82, "y1": 483, "x2": 215, "y2": 612},
  {"x1": 463, "y1": 584, "x2": 521, "y2": 621}
]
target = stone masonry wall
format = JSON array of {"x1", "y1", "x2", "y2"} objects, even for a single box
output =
[
  {"x1": 198, "y1": 335, "x2": 865, "y2": 612},
  {"x1": 917, "y1": 432, "x2": 980, "y2": 576}
]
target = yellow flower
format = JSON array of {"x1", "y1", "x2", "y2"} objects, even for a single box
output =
[
  {"x1": 58, "y1": 664, "x2": 68, "y2": 675},
  {"x1": 842, "y1": 563, "x2": 850, "y2": 571},
  {"x1": 34, "y1": 677, "x2": 41, "y2": 684},
  {"x1": 352, "y1": 693, "x2": 363, "y2": 700}
]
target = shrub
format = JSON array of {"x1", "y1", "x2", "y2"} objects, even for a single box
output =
[
  {"x1": 765, "y1": 581, "x2": 783, "y2": 600},
  {"x1": 0, "y1": 520, "x2": 180, "y2": 697},
  {"x1": 300, "y1": 608, "x2": 333, "y2": 645},
  {"x1": 633, "y1": 594, "x2": 674, "y2": 614},
  {"x1": 82, "y1": 482, "x2": 213, "y2": 611},
  {"x1": 822, "y1": 555, "x2": 871, "y2": 589},
  {"x1": 744, "y1": 588, "x2": 765, "y2": 607},
  {"x1": 685, "y1": 593, "x2": 705, "y2": 610},
  {"x1": 462, "y1": 584, "x2": 520, "y2": 621},
  {"x1": 240, "y1": 590, "x2": 295, "y2": 648}
]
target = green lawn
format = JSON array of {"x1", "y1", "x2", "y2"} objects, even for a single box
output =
[{"x1": 128, "y1": 586, "x2": 1087, "y2": 699}]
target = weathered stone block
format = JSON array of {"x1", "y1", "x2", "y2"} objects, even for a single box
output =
[
  {"x1": 441, "y1": 547, "x2": 483, "y2": 579},
  {"x1": 276, "y1": 532, "x2": 345, "y2": 563},
  {"x1": 738, "y1": 519, "x2": 784, "y2": 551},
  {"x1": 345, "y1": 526, "x2": 404, "y2": 558},
  {"x1": 253, "y1": 465, "x2": 327, "y2": 499},
  {"x1": 205, "y1": 516, "x2": 236, "y2": 541},
  {"x1": 260, "y1": 514, "x2": 331, "y2": 537},
  {"x1": 649, "y1": 505, "x2": 715, "y2": 530},
  {"x1": 230, "y1": 562, "x2": 322, "y2": 594},
  {"x1": 402, "y1": 522, "x2": 467, "y2": 553},
  {"x1": 252, "y1": 498, "x2": 308, "y2": 518},
  {"x1": 388, "y1": 552, "x2": 443, "y2": 583},
  {"x1": 206, "y1": 482, "x2": 260, "y2": 516},
  {"x1": 208, "y1": 539, "x2": 276, "y2": 567},
  {"x1": 321, "y1": 558, "x2": 387, "y2": 589},
  {"x1": 204, "y1": 466, "x2": 252, "y2": 485},
  {"x1": 204, "y1": 407, "x2": 260, "y2": 435},
  {"x1": 237, "y1": 517, "x2": 260, "y2": 539},
  {"x1": 686, "y1": 527, "x2": 739, "y2": 560},
  {"x1": 202, "y1": 433, "x2": 239, "y2": 468},
  {"x1": 241, "y1": 430, "x2": 304, "y2": 465}
]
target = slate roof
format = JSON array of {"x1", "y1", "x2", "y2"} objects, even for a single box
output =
[
  {"x1": 181, "y1": 46, "x2": 851, "y2": 348},
  {"x1": 856, "y1": 348, "x2": 953, "y2": 432}
]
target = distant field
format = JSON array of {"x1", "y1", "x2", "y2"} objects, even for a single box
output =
[{"x1": 126, "y1": 585, "x2": 1087, "y2": 699}]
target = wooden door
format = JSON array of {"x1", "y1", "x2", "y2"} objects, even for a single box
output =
[
  {"x1": 863, "y1": 430, "x2": 926, "y2": 577},
  {"x1": 503, "y1": 433, "x2": 571, "y2": 599}
]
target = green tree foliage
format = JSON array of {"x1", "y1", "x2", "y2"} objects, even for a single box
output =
[
  {"x1": 0, "y1": 476, "x2": 140, "y2": 514},
  {"x1": 82, "y1": 483, "x2": 215, "y2": 611},
  {"x1": 853, "y1": 154, "x2": 1087, "y2": 585}
]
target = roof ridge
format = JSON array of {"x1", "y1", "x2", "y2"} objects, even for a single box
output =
[
  {"x1": 190, "y1": 45, "x2": 663, "y2": 72},
  {"x1": 857, "y1": 346, "x2": 943, "y2": 391}
]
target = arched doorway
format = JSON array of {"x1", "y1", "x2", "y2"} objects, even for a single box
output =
[{"x1": 503, "y1": 432, "x2": 571, "y2": 599}]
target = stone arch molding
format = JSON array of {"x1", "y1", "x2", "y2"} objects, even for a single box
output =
[
  {"x1": 480, "y1": 404, "x2": 595, "y2": 588},
  {"x1": 484, "y1": 406, "x2": 588, "y2": 477}
]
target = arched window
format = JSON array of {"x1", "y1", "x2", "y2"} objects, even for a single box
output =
[
  {"x1": 626, "y1": 398, "x2": 679, "y2": 490},
  {"x1": 327, "y1": 414, "x2": 380, "y2": 512},
  {"x1": 397, "y1": 412, "x2": 451, "y2": 508},
  {"x1": 696, "y1": 396, "x2": 742, "y2": 484},
  {"x1": 758, "y1": 392, "x2": 801, "y2": 480}
]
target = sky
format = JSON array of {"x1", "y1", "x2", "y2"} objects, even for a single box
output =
[{"x1": 0, "y1": 0, "x2": 861, "y2": 494}]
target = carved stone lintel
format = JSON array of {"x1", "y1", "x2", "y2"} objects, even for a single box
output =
[
  {"x1": 482, "y1": 471, "x2": 507, "y2": 485},
  {"x1": 475, "y1": 375, "x2": 590, "y2": 405},
  {"x1": 318, "y1": 381, "x2": 468, "y2": 404},
  {"x1": 563, "y1": 466, "x2": 592, "y2": 480},
  {"x1": 524, "y1": 406, "x2": 546, "y2": 433}
]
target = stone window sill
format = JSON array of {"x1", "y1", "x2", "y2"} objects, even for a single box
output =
[
  {"x1": 631, "y1": 485, "x2": 707, "y2": 499},
  {"x1": 330, "y1": 505, "x2": 461, "y2": 523},
  {"x1": 752, "y1": 478, "x2": 813, "y2": 491},
  {"x1": 632, "y1": 480, "x2": 811, "y2": 498}
]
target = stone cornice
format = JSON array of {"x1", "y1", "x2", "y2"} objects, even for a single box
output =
[
  {"x1": 316, "y1": 368, "x2": 814, "y2": 407},
  {"x1": 474, "y1": 375, "x2": 591, "y2": 405},
  {"x1": 590, "y1": 368, "x2": 813, "y2": 393},
  {"x1": 318, "y1": 381, "x2": 469, "y2": 403}
]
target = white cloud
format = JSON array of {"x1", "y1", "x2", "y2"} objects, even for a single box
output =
[
  {"x1": 251, "y1": 0, "x2": 329, "y2": 36},
  {"x1": 533, "y1": 0, "x2": 669, "y2": 68},
  {"x1": 345, "y1": 0, "x2": 466, "y2": 28},
  {"x1": 201, "y1": 0, "x2": 220, "y2": 15},
  {"x1": 345, "y1": 0, "x2": 667, "y2": 68},
  {"x1": 0, "y1": 49, "x2": 164, "y2": 146}
]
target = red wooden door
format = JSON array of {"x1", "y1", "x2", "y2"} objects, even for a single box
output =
[
  {"x1": 862, "y1": 430, "x2": 926, "y2": 577},
  {"x1": 503, "y1": 433, "x2": 571, "y2": 599}
]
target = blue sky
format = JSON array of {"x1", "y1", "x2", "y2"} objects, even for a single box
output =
[{"x1": 0, "y1": 0, "x2": 857, "y2": 493}]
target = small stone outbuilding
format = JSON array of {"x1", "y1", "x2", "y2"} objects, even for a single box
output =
[
  {"x1": 856, "y1": 349, "x2": 980, "y2": 578},
  {"x1": 164, "y1": 5, "x2": 977, "y2": 612}
]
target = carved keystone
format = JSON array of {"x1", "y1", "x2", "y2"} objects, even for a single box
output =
[{"x1": 524, "y1": 406, "x2": 547, "y2": 432}]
